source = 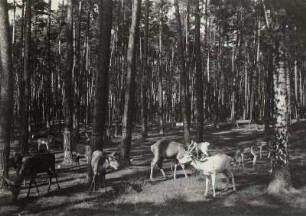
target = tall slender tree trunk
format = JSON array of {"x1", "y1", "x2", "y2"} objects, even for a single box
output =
[
  {"x1": 141, "y1": 0, "x2": 149, "y2": 140},
  {"x1": 20, "y1": 0, "x2": 31, "y2": 155},
  {"x1": 267, "y1": 40, "x2": 292, "y2": 194},
  {"x1": 62, "y1": 0, "x2": 74, "y2": 165},
  {"x1": 119, "y1": 0, "x2": 142, "y2": 165},
  {"x1": 264, "y1": 48, "x2": 273, "y2": 133},
  {"x1": 46, "y1": 0, "x2": 52, "y2": 130},
  {"x1": 174, "y1": 0, "x2": 190, "y2": 144},
  {"x1": 158, "y1": 0, "x2": 164, "y2": 135},
  {"x1": 92, "y1": 0, "x2": 113, "y2": 151},
  {"x1": 194, "y1": 0, "x2": 204, "y2": 142},
  {"x1": 294, "y1": 60, "x2": 298, "y2": 119},
  {"x1": 73, "y1": 0, "x2": 82, "y2": 143},
  {"x1": 0, "y1": 0, "x2": 14, "y2": 188}
]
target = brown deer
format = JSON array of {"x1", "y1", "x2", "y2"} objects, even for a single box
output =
[
  {"x1": 89, "y1": 150, "x2": 119, "y2": 194},
  {"x1": 4, "y1": 153, "x2": 60, "y2": 201},
  {"x1": 150, "y1": 139, "x2": 190, "y2": 181}
]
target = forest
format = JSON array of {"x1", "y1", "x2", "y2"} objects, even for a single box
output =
[{"x1": 0, "y1": 0, "x2": 306, "y2": 215}]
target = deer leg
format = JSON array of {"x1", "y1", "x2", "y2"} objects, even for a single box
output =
[
  {"x1": 33, "y1": 179, "x2": 40, "y2": 195},
  {"x1": 211, "y1": 173, "x2": 216, "y2": 197},
  {"x1": 47, "y1": 173, "x2": 53, "y2": 193},
  {"x1": 259, "y1": 146, "x2": 263, "y2": 159},
  {"x1": 173, "y1": 163, "x2": 177, "y2": 179},
  {"x1": 150, "y1": 160, "x2": 157, "y2": 180},
  {"x1": 251, "y1": 148, "x2": 257, "y2": 170},
  {"x1": 204, "y1": 176, "x2": 209, "y2": 196},
  {"x1": 52, "y1": 170, "x2": 60, "y2": 190},
  {"x1": 223, "y1": 172, "x2": 230, "y2": 191},
  {"x1": 92, "y1": 175, "x2": 96, "y2": 192},
  {"x1": 27, "y1": 178, "x2": 33, "y2": 197},
  {"x1": 180, "y1": 164, "x2": 188, "y2": 178},
  {"x1": 88, "y1": 175, "x2": 95, "y2": 195},
  {"x1": 157, "y1": 162, "x2": 166, "y2": 179},
  {"x1": 170, "y1": 159, "x2": 174, "y2": 171},
  {"x1": 267, "y1": 151, "x2": 271, "y2": 159},
  {"x1": 241, "y1": 153, "x2": 245, "y2": 169},
  {"x1": 103, "y1": 174, "x2": 107, "y2": 193},
  {"x1": 226, "y1": 169, "x2": 236, "y2": 191}
]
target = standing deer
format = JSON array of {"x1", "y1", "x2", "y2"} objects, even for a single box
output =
[
  {"x1": 4, "y1": 153, "x2": 60, "y2": 201},
  {"x1": 89, "y1": 150, "x2": 119, "y2": 194},
  {"x1": 179, "y1": 152, "x2": 236, "y2": 197},
  {"x1": 234, "y1": 144, "x2": 257, "y2": 170},
  {"x1": 150, "y1": 139, "x2": 190, "y2": 181}
]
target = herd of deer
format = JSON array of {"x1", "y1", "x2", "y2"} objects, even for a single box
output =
[{"x1": 2, "y1": 134, "x2": 272, "y2": 202}]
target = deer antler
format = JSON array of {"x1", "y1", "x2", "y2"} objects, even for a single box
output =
[{"x1": 187, "y1": 143, "x2": 197, "y2": 153}]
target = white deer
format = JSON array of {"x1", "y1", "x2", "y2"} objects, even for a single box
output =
[{"x1": 179, "y1": 152, "x2": 236, "y2": 197}]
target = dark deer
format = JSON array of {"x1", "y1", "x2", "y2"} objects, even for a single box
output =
[
  {"x1": 9, "y1": 152, "x2": 23, "y2": 173},
  {"x1": 4, "y1": 153, "x2": 60, "y2": 201}
]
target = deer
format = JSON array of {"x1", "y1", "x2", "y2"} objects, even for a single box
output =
[
  {"x1": 72, "y1": 144, "x2": 92, "y2": 166},
  {"x1": 189, "y1": 140, "x2": 210, "y2": 160},
  {"x1": 234, "y1": 140, "x2": 272, "y2": 170},
  {"x1": 9, "y1": 152, "x2": 23, "y2": 173},
  {"x1": 88, "y1": 150, "x2": 119, "y2": 194},
  {"x1": 179, "y1": 152, "x2": 236, "y2": 198},
  {"x1": 256, "y1": 141, "x2": 272, "y2": 159},
  {"x1": 3, "y1": 153, "x2": 60, "y2": 201},
  {"x1": 234, "y1": 144, "x2": 257, "y2": 170},
  {"x1": 37, "y1": 138, "x2": 50, "y2": 153},
  {"x1": 150, "y1": 139, "x2": 193, "y2": 181},
  {"x1": 71, "y1": 132, "x2": 92, "y2": 166}
]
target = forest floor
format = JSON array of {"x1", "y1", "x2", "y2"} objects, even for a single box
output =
[{"x1": 1, "y1": 120, "x2": 306, "y2": 216}]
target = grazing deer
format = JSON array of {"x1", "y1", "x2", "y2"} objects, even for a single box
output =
[
  {"x1": 89, "y1": 150, "x2": 119, "y2": 194},
  {"x1": 4, "y1": 153, "x2": 60, "y2": 201},
  {"x1": 234, "y1": 144, "x2": 257, "y2": 170},
  {"x1": 234, "y1": 141, "x2": 272, "y2": 170},
  {"x1": 179, "y1": 152, "x2": 236, "y2": 197},
  {"x1": 150, "y1": 139, "x2": 189, "y2": 181}
]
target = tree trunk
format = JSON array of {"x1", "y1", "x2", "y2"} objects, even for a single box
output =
[
  {"x1": 264, "y1": 48, "x2": 273, "y2": 133},
  {"x1": 45, "y1": 0, "x2": 52, "y2": 131},
  {"x1": 119, "y1": 0, "x2": 142, "y2": 165},
  {"x1": 267, "y1": 40, "x2": 292, "y2": 194},
  {"x1": 194, "y1": 0, "x2": 204, "y2": 142},
  {"x1": 92, "y1": 0, "x2": 113, "y2": 151},
  {"x1": 62, "y1": 0, "x2": 74, "y2": 165},
  {"x1": 158, "y1": 0, "x2": 164, "y2": 135},
  {"x1": 19, "y1": 0, "x2": 31, "y2": 155},
  {"x1": 0, "y1": 0, "x2": 14, "y2": 188},
  {"x1": 141, "y1": 0, "x2": 149, "y2": 140},
  {"x1": 174, "y1": 0, "x2": 190, "y2": 144}
]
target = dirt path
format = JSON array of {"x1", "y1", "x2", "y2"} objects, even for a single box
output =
[{"x1": 1, "y1": 122, "x2": 306, "y2": 216}]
